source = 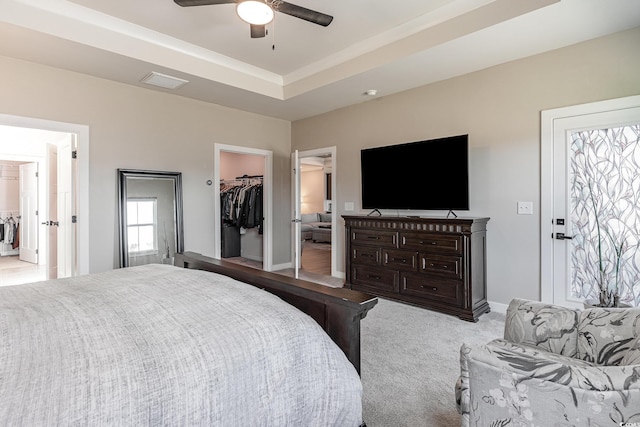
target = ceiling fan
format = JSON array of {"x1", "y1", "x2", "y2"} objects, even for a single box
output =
[{"x1": 174, "y1": 0, "x2": 334, "y2": 38}]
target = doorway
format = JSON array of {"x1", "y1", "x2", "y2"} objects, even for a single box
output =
[
  {"x1": 294, "y1": 147, "x2": 338, "y2": 280},
  {"x1": 213, "y1": 143, "x2": 273, "y2": 271},
  {"x1": 541, "y1": 95, "x2": 640, "y2": 308},
  {"x1": 0, "y1": 114, "x2": 90, "y2": 286}
]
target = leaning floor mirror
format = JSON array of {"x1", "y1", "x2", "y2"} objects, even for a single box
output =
[{"x1": 118, "y1": 169, "x2": 184, "y2": 268}]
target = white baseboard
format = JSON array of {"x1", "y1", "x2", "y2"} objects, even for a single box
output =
[
  {"x1": 487, "y1": 300, "x2": 508, "y2": 315},
  {"x1": 271, "y1": 262, "x2": 292, "y2": 271}
]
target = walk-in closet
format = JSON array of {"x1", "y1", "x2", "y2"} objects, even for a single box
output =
[{"x1": 219, "y1": 151, "x2": 265, "y2": 267}]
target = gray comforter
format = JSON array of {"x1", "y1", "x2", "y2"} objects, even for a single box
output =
[{"x1": 0, "y1": 264, "x2": 363, "y2": 426}]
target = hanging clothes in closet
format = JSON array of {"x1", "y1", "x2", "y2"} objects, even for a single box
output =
[
  {"x1": 220, "y1": 176, "x2": 263, "y2": 233},
  {"x1": 0, "y1": 214, "x2": 19, "y2": 256}
]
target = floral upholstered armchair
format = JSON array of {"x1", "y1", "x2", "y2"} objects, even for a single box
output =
[{"x1": 456, "y1": 298, "x2": 640, "y2": 426}]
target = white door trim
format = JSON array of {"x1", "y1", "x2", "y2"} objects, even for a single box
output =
[
  {"x1": 540, "y1": 95, "x2": 640, "y2": 304},
  {"x1": 292, "y1": 150, "x2": 300, "y2": 278},
  {"x1": 213, "y1": 143, "x2": 273, "y2": 271}
]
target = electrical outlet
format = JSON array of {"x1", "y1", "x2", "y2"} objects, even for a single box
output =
[{"x1": 517, "y1": 201, "x2": 533, "y2": 215}]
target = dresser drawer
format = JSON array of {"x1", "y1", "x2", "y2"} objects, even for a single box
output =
[
  {"x1": 350, "y1": 229, "x2": 398, "y2": 248},
  {"x1": 351, "y1": 245, "x2": 380, "y2": 266},
  {"x1": 420, "y1": 254, "x2": 462, "y2": 280},
  {"x1": 400, "y1": 232, "x2": 462, "y2": 255},
  {"x1": 382, "y1": 249, "x2": 417, "y2": 271},
  {"x1": 400, "y1": 273, "x2": 462, "y2": 306},
  {"x1": 351, "y1": 265, "x2": 399, "y2": 293}
]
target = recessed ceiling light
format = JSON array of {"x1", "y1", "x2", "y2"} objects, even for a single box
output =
[
  {"x1": 364, "y1": 89, "x2": 378, "y2": 96},
  {"x1": 140, "y1": 72, "x2": 189, "y2": 90}
]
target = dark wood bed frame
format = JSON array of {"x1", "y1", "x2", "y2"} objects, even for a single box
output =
[{"x1": 174, "y1": 252, "x2": 378, "y2": 374}]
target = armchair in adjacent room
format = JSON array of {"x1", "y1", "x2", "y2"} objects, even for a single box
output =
[{"x1": 456, "y1": 298, "x2": 640, "y2": 426}]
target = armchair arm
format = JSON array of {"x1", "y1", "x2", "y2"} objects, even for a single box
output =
[
  {"x1": 458, "y1": 339, "x2": 640, "y2": 427},
  {"x1": 504, "y1": 298, "x2": 579, "y2": 357}
]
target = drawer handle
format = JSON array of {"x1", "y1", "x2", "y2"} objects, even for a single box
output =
[
  {"x1": 367, "y1": 236, "x2": 380, "y2": 240},
  {"x1": 429, "y1": 263, "x2": 448, "y2": 269},
  {"x1": 368, "y1": 275, "x2": 381, "y2": 280},
  {"x1": 420, "y1": 285, "x2": 438, "y2": 291},
  {"x1": 392, "y1": 257, "x2": 407, "y2": 263},
  {"x1": 418, "y1": 241, "x2": 436, "y2": 245}
]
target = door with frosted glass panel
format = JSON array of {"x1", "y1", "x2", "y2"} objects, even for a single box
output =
[{"x1": 552, "y1": 109, "x2": 640, "y2": 307}]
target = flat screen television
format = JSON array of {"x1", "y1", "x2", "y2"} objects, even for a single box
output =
[{"x1": 360, "y1": 134, "x2": 469, "y2": 211}]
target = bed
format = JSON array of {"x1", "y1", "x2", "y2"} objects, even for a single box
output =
[{"x1": 0, "y1": 252, "x2": 377, "y2": 425}]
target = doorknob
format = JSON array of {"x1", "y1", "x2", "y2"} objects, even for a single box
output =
[
  {"x1": 42, "y1": 221, "x2": 50, "y2": 226},
  {"x1": 555, "y1": 232, "x2": 573, "y2": 240}
]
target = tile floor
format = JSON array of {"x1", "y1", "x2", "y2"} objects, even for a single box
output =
[{"x1": 0, "y1": 255, "x2": 47, "y2": 287}]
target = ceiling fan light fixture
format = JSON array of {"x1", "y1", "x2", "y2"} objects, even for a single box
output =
[{"x1": 236, "y1": 1, "x2": 274, "y2": 26}]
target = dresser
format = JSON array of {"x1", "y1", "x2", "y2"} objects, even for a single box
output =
[{"x1": 343, "y1": 215, "x2": 490, "y2": 321}]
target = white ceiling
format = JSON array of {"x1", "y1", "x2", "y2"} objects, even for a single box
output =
[{"x1": 1, "y1": 0, "x2": 639, "y2": 121}]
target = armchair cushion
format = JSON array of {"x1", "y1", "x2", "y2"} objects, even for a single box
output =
[
  {"x1": 621, "y1": 335, "x2": 640, "y2": 366},
  {"x1": 577, "y1": 307, "x2": 640, "y2": 365},
  {"x1": 504, "y1": 298, "x2": 579, "y2": 357}
]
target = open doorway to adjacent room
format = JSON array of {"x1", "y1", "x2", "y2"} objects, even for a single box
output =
[
  {"x1": 0, "y1": 115, "x2": 89, "y2": 287},
  {"x1": 295, "y1": 147, "x2": 339, "y2": 285}
]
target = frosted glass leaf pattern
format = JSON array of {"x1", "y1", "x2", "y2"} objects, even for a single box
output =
[{"x1": 570, "y1": 125, "x2": 640, "y2": 307}]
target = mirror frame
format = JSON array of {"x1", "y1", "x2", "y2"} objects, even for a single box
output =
[{"x1": 118, "y1": 169, "x2": 184, "y2": 268}]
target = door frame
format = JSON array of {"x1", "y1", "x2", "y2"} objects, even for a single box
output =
[
  {"x1": 0, "y1": 114, "x2": 89, "y2": 276},
  {"x1": 540, "y1": 95, "x2": 640, "y2": 305},
  {"x1": 295, "y1": 146, "x2": 338, "y2": 278},
  {"x1": 213, "y1": 143, "x2": 273, "y2": 271}
]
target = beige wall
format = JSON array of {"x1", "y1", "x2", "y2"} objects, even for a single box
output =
[
  {"x1": 0, "y1": 55, "x2": 292, "y2": 272},
  {"x1": 291, "y1": 27, "x2": 640, "y2": 306},
  {"x1": 0, "y1": 161, "x2": 23, "y2": 212},
  {"x1": 301, "y1": 169, "x2": 325, "y2": 214},
  {"x1": 219, "y1": 152, "x2": 265, "y2": 181},
  {"x1": 1, "y1": 26, "x2": 638, "y2": 302}
]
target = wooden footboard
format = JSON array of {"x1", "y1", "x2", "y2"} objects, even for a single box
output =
[{"x1": 174, "y1": 252, "x2": 377, "y2": 374}]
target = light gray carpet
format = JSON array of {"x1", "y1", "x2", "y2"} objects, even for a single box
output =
[{"x1": 360, "y1": 298, "x2": 505, "y2": 427}]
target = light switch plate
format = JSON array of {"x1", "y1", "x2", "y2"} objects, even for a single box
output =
[{"x1": 517, "y1": 201, "x2": 533, "y2": 215}]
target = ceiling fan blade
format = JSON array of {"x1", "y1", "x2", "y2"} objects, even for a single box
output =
[
  {"x1": 174, "y1": 0, "x2": 235, "y2": 6},
  {"x1": 274, "y1": 2, "x2": 333, "y2": 27},
  {"x1": 250, "y1": 24, "x2": 266, "y2": 38}
]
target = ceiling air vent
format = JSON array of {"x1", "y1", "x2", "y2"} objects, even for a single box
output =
[{"x1": 140, "y1": 72, "x2": 189, "y2": 90}]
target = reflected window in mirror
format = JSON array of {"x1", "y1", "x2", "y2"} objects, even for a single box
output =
[
  {"x1": 127, "y1": 198, "x2": 158, "y2": 255},
  {"x1": 118, "y1": 169, "x2": 183, "y2": 268}
]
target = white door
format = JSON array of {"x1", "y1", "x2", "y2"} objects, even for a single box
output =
[
  {"x1": 292, "y1": 150, "x2": 301, "y2": 278},
  {"x1": 57, "y1": 136, "x2": 74, "y2": 278},
  {"x1": 19, "y1": 162, "x2": 38, "y2": 264},
  {"x1": 544, "y1": 101, "x2": 640, "y2": 308}
]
